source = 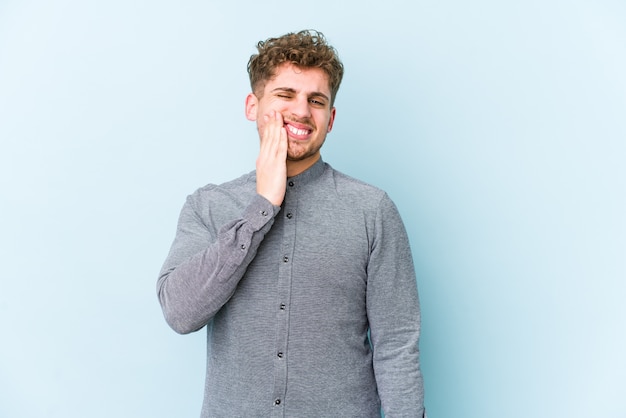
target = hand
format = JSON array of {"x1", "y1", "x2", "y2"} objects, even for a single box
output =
[{"x1": 256, "y1": 111, "x2": 287, "y2": 206}]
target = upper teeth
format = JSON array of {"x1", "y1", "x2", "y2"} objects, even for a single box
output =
[{"x1": 287, "y1": 125, "x2": 309, "y2": 136}]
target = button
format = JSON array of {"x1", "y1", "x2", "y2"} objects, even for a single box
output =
[
  {"x1": 240, "y1": 244, "x2": 246, "y2": 250},
  {"x1": 283, "y1": 256, "x2": 289, "y2": 263},
  {"x1": 286, "y1": 212, "x2": 293, "y2": 219},
  {"x1": 279, "y1": 303, "x2": 286, "y2": 310},
  {"x1": 277, "y1": 352, "x2": 283, "y2": 358},
  {"x1": 288, "y1": 181, "x2": 294, "y2": 187},
  {"x1": 274, "y1": 399, "x2": 281, "y2": 406},
  {"x1": 261, "y1": 210, "x2": 267, "y2": 216}
]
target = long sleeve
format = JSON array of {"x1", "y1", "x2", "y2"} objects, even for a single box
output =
[
  {"x1": 157, "y1": 192, "x2": 279, "y2": 334},
  {"x1": 156, "y1": 161, "x2": 426, "y2": 417},
  {"x1": 366, "y1": 194, "x2": 425, "y2": 417}
]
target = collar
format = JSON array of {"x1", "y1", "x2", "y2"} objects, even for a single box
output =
[{"x1": 287, "y1": 156, "x2": 326, "y2": 187}]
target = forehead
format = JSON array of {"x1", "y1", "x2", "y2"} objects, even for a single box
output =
[{"x1": 263, "y1": 63, "x2": 331, "y2": 96}]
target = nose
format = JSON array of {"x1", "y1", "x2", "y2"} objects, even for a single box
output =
[{"x1": 290, "y1": 94, "x2": 311, "y2": 118}]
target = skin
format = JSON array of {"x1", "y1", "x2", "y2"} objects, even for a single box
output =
[{"x1": 245, "y1": 62, "x2": 336, "y2": 206}]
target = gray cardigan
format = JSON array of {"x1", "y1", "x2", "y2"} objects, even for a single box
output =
[{"x1": 158, "y1": 158, "x2": 425, "y2": 417}]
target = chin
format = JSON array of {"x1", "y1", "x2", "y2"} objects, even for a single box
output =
[
  {"x1": 287, "y1": 142, "x2": 323, "y2": 162},
  {"x1": 286, "y1": 145, "x2": 308, "y2": 161},
  {"x1": 286, "y1": 153, "x2": 307, "y2": 162}
]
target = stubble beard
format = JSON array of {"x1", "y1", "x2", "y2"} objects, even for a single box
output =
[{"x1": 286, "y1": 136, "x2": 326, "y2": 162}]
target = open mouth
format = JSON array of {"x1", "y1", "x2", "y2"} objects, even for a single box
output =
[{"x1": 285, "y1": 123, "x2": 313, "y2": 139}]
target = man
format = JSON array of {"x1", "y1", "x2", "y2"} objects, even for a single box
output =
[{"x1": 157, "y1": 30, "x2": 425, "y2": 417}]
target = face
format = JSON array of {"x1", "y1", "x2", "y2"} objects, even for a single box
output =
[{"x1": 246, "y1": 62, "x2": 336, "y2": 173}]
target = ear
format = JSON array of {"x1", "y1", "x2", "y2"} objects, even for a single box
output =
[
  {"x1": 245, "y1": 93, "x2": 258, "y2": 121},
  {"x1": 327, "y1": 107, "x2": 337, "y2": 132}
]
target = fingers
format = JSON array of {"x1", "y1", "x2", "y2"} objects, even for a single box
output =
[
  {"x1": 260, "y1": 111, "x2": 287, "y2": 158},
  {"x1": 256, "y1": 111, "x2": 287, "y2": 206}
]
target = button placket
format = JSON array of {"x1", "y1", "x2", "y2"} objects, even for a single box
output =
[{"x1": 272, "y1": 180, "x2": 296, "y2": 416}]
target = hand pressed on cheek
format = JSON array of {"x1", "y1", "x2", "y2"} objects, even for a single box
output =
[{"x1": 255, "y1": 110, "x2": 288, "y2": 206}]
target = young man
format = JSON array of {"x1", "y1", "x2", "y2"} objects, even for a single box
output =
[{"x1": 157, "y1": 30, "x2": 426, "y2": 417}]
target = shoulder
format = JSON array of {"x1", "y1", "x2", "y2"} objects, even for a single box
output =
[
  {"x1": 324, "y1": 163, "x2": 389, "y2": 209},
  {"x1": 182, "y1": 171, "x2": 257, "y2": 222},
  {"x1": 189, "y1": 171, "x2": 256, "y2": 203}
]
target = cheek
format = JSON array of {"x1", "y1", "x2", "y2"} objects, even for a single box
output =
[
  {"x1": 254, "y1": 114, "x2": 266, "y2": 132},
  {"x1": 257, "y1": 99, "x2": 276, "y2": 115},
  {"x1": 318, "y1": 115, "x2": 332, "y2": 131}
]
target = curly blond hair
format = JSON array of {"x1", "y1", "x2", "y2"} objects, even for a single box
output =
[{"x1": 247, "y1": 30, "x2": 344, "y2": 105}]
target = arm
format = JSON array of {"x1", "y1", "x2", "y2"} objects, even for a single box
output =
[
  {"x1": 157, "y1": 193, "x2": 279, "y2": 334},
  {"x1": 157, "y1": 110, "x2": 288, "y2": 334},
  {"x1": 367, "y1": 194, "x2": 426, "y2": 417}
]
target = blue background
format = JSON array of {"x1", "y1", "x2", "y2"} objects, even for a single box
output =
[{"x1": 1, "y1": 1, "x2": 624, "y2": 417}]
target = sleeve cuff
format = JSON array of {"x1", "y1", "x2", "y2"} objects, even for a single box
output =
[{"x1": 242, "y1": 194, "x2": 281, "y2": 230}]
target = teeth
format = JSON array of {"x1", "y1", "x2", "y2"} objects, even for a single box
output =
[{"x1": 287, "y1": 125, "x2": 309, "y2": 136}]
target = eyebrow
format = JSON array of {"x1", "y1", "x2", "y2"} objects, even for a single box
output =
[{"x1": 271, "y1": 87, "x2": 330, "y2": 102}]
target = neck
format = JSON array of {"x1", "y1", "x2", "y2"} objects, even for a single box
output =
[{"x1": 286, "y1": 153, "x2": 320, "y2": 177}]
